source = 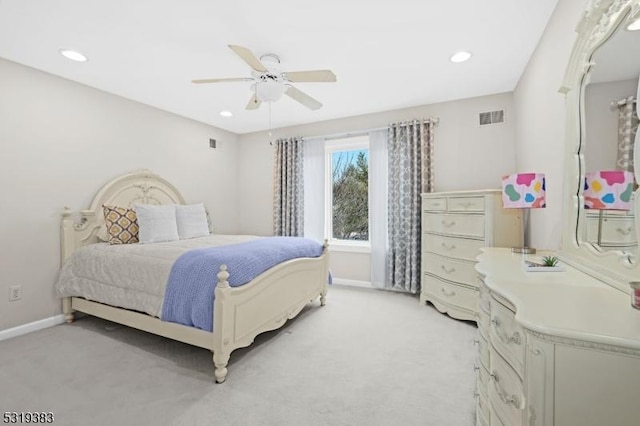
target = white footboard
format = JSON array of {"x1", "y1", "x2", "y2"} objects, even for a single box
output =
[{"x1": 212, "y1": 247, "x2": 329, "y2": 383}]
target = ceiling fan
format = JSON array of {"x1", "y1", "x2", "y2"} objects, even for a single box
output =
[{"x1": 192, "y1": 45, "x2": 337, "y2": 111}]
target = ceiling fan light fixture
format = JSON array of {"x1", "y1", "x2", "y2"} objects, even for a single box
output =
[
  {"x1": 627, "y1": 17, "x2": 640, "y2": 31},
  {"x1": 255, "y1": 80, "x2": 286, "y2": 102},
  {"x1": 59, "y1": 49, "x2": 88, "y2": 62},
  {"x1": 450, "y1": 50, "x2": 472, "y2": 63}
]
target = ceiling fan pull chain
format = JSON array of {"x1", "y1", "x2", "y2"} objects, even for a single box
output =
[{"x1": 269, "y1": 102, "x2": 273, "y2": 146}]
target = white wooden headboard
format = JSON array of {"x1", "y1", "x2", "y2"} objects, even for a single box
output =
[{"x1": 60, "y1": 169, "x2": 186, "y2": 264}]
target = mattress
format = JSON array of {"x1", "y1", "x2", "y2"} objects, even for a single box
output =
[{"x1": 55, "y1": 234, "x2": 259, "y2": 317}]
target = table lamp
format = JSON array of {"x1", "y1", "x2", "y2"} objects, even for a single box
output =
[
  {"x1": 583, "y1": 170, "x2": 634, "y2": 245},
  {"x1": 501, "y1": 173, "x2": 546, "y2": 254}
]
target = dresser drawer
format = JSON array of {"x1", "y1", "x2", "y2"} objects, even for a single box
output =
[
  {"x1": 586, "y1": 214, "x2": 636, "y2": 245},
  {"x1": 478, "y1": 306, "x2": 490, "y2": 338},
  {"x1": 423, "y1": 213, "x2": 485, "y2": 238},
  {"x1": 477, "y1": 390, "x2": 490, "y2": 426},
  {"x1": 423, "y1": 253, "x2": 480, "y2": 287},
  {"x1": 490, "y1": 299, "x2": 525, "y2": 378},
  {"x1": 490, "y1": 404, "x2": 507, "y2": 426},
  {"x1": 476, "y1": 412, "x2": 488, "y2": 426},
  {"x1": 448, "y1": 196, "x2": 485, "y2": 212},
  {"x1": 422, "y1": 275, "x2": 478, "y2": 314},
  {"x1": 478, "y1": 331, "x2": 490, "y2": 370},
  {"x1": 477, "y1": 362, "x2": 491, "y2": 392},
  {"x1": 422, "y1": 234, "x2": 484, "y2": 262},
  {"x1": 422, "y1": 197, "x2": 447, "y2": 211},
  {"x1": 478, "y1": 282, "x2": 491, "y2": 314},
  {"x1": 476, "y1": 367, "x2": 491, "y2": 423},
  {"x1": 489, "y1": 347, "x2": 525, "y2": 426}
]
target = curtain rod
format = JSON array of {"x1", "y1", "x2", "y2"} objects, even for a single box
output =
[{"x1": 303, "y1": 117, "x2": 439, "y2": 142}]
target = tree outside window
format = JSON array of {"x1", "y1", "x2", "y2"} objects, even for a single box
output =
[{"x1": 331, "y1": 149, "x2": 369, "y2": 241}]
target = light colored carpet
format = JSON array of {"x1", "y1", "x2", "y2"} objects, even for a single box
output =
[{"x1": 0, "y1": 286, "x2": 478, "y2": 426}]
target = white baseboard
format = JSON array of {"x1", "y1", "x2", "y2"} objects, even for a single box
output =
[
  {"x1": 0, "y1": 314, "x2": 66, "y2": 342},
  {"x1": 332, "y1": 278, "x2": 372, "y2": 289}
]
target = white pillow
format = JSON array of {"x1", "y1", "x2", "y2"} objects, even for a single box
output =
[
  {"x1": 135, "y1": 204, "x2": 179, "y2": 244},
  {"x1": 176, "y1": 203, "x2": 210, "y2": 240}
]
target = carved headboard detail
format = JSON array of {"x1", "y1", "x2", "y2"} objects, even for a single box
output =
[{"x1": 60, "y1": 169, "x2": 187, "y2": 263}]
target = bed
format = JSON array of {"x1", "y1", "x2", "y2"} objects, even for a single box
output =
[{"x1": 57, "y1": 169, "x2": 329, "y2": 383}]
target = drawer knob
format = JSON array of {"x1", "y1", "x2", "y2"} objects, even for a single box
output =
[
  {"x1": 616, "y1": 227, "x2": 633, "y2": 236},
  {"x1": 491, "y1": 317, "x2": 522, "y2": 345},
  {"x1": 441, "y1": 242, "x2": 456, "y2": 251},
  {"x1": 490, "y1": 371, "x2": 525, "y2": 409},
  {"x1": 440, "y1": 287, "x2": 456, "y2": 297},
  {"x1": 460, "y1": 201, "x2": 473, "y2": 208},
  {"x1": 440, "y1": 265, "x2": 456, "y2": 274},
  {"x1": 441, "y1": 220, "x2": 456, "y2": 228}
]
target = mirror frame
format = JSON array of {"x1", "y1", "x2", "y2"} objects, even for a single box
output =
[{"x1": 560, "y1": 0, "x2": 640, "y2": 295}]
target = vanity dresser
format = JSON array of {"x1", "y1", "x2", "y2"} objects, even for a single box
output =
[
  {"x1": 474, "y1": 1, "x2": 640, "y2": 425},
  {"x1": 420, "y1": 190, "x2": 522, "y2": 321},
  {"x1": 475, "y1": 249, "x2": 640, "y2": 426}
]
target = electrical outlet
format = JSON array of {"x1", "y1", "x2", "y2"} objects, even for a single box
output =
[{"x1": 9, "y1": 285, "x2": 21, "y2": 302}]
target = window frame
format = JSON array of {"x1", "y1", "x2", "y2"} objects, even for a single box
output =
[{"x1": 324, "y1": 136, "x2": 371, "y2": 251}]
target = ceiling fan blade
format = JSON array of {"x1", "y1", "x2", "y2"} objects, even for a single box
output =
[
  {"x1": 191, "y1": 77, "x2": 253, "y2": 84},
  {"x1": 284, "y1": 70, "x2": 337, "y2": 83},
  {"x1": 285, "y1": 86, "x2": 322, "y2": 110},
  {"x1": 228, "y1": 45, "x2": 267, "y2": 72},
  {"x1": 246, "y1": 94, "x2": 262, "y2": 110}
]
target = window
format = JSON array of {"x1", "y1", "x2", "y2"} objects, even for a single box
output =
[{"x1": 325, "y1": 136, "x2": 369, "y2": 245}]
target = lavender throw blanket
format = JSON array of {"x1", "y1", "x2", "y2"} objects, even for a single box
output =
[{"x1": 161, "y1": 237, "x2": 324, "y2": 332}]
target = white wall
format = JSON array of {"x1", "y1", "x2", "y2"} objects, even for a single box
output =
[
  {"x1": 237, "y1": 92, "x2": 516, "y2": 282},
  {"x1": 513, "y1": 0, "x2": 588, "y2": 250},
  {"x1": 584, "y1": 78, "x2": 638, "y2": 172},
  {"x1": 0, "y1": 58, "x2": 239, "y2": 331}
]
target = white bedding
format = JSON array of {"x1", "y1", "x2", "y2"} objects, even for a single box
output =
[{"x1": 55, "y1": 234, "x2": 259, "y2": 317}]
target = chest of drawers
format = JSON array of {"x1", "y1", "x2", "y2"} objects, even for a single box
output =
[{"x1": 420, "y1": 190, "x2": 522, "y2": 321}]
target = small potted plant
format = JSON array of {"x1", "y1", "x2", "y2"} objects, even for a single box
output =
[{"x1": 523, "y1": 255, "x2": 565, "y2": 272}]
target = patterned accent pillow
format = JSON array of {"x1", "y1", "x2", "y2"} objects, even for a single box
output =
[{"x1": 103, "y1": 205, "x2": 139, "y2": 244}]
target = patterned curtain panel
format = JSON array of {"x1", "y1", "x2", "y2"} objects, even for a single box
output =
[
  {"x1": 273, "y1": 137, "x2": 304, "y2": 236},
  {"x1": 616, "y1": 97, "x2": 638, "y2": 173},
  {"x1": 386, "y1": 119, "x2": 435, "y2": 293}
]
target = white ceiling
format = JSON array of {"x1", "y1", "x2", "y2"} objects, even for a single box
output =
[{"x1": 0, "y1": 0, "x2": 559, "y2": 134}]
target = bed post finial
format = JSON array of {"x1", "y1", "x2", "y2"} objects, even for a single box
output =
[
  {"x1": 323, "y1": 239, "x2": 329, "y2": 252},
  {"x1": 217, "y1": 265, "x2": 230, "y2": 289}
]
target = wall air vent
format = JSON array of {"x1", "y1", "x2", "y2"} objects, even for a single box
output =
[{"x1": 479, "y1": 110, "x2": 505, "y2": 126}]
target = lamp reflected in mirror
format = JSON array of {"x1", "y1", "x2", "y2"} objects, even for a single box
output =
[{"x1": 584, "y1": 170, "x2": 635, "y2": 246}]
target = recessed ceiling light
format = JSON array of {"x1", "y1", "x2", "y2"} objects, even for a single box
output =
[
  {"x1": 219, "y1": 111, "x2": 233, "y2": 117},
  {"x1": 59, "y1": 49, "x2": 88, "y2": 62},
  {"x1": 627, "y1": 18, "x2": 640, "y2": 31},
  {"x1": 450, "y1": 51, "x2": 472, "y2": 63}
]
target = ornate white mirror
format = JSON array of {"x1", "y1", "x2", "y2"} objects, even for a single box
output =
[{"x1": 561, "y1": 0, "x2": 640, "y2": 294}]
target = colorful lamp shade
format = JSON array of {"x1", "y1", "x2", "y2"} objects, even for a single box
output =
[
  {"x1": 501, "y1": 173, "x2": 546, "y2": 209},
  {"x1": 583, "y1": 170, "x2": 634, "y2": 211}
]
